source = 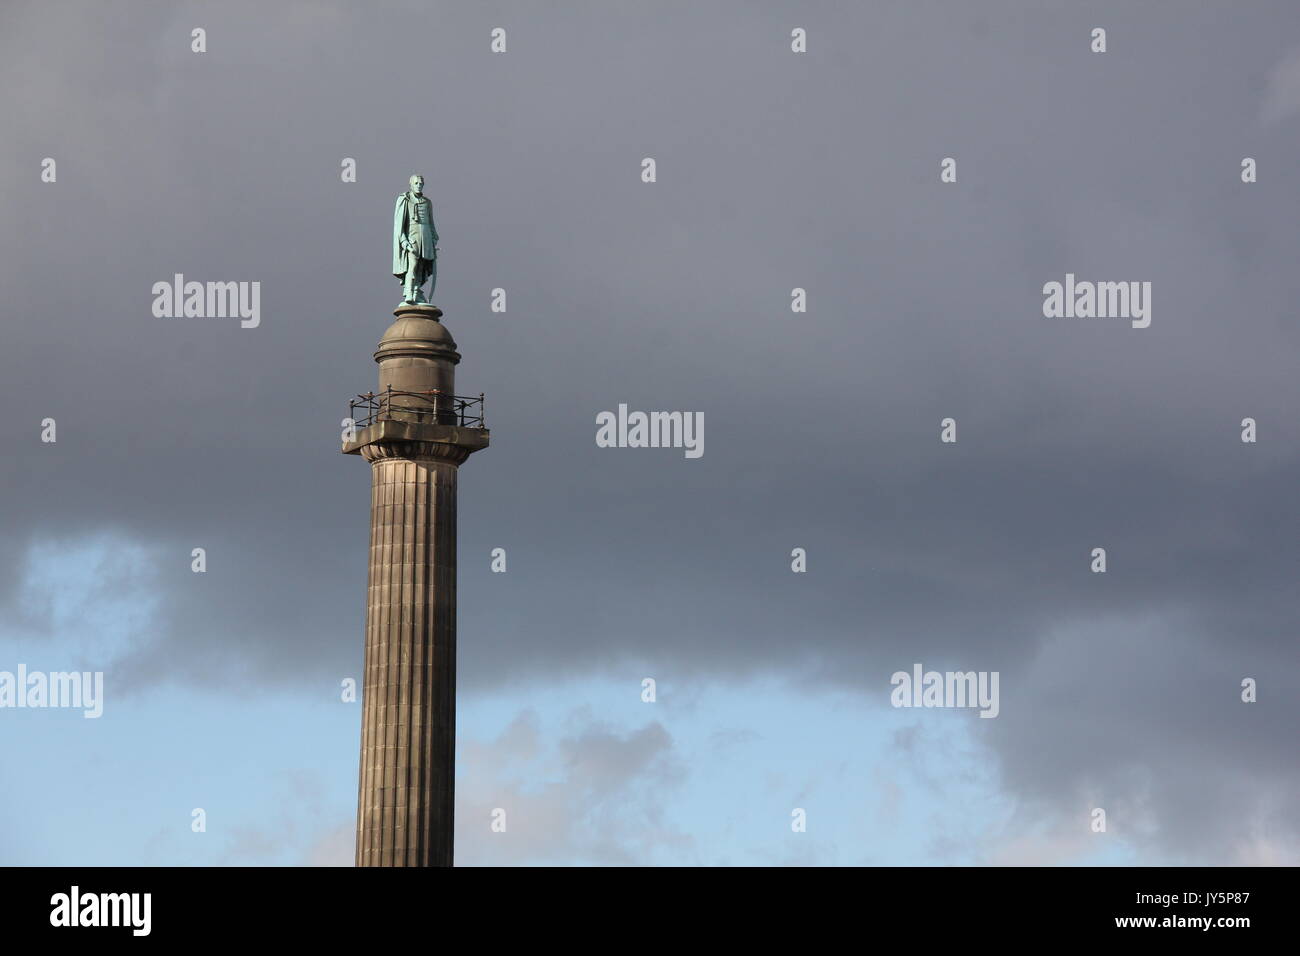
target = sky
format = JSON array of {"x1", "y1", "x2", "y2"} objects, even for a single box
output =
[{"x1": 1, "y1": 0, "x2": 1297, "y2": 866}]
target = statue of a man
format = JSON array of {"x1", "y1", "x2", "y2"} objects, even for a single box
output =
[{"x1": 393, "y1": 174, "x2": 439, "y2": 304}]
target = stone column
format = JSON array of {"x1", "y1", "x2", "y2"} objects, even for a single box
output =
[{"x1": 344, "y1": 304, "x2": 489, "y2": 867}]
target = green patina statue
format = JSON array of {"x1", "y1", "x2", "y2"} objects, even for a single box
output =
[{"x1": 393, "y1": 174, "x2": 439, "y2": 304}]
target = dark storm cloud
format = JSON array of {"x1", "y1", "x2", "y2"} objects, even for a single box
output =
[{"x1": 2, "y1": 1, "x2": 1297, "y2": 862}]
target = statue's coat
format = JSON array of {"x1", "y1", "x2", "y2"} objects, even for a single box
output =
[{"x1": 393, "y1": 192, "x2": 439, "y2": 277}]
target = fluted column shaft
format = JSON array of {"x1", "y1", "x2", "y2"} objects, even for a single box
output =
[{"x1": 355, "y1": 447, "x2": 461, "y2": 867}]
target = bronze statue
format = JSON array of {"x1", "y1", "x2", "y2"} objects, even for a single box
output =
[{"x1": 393, "y1": 174, "x2": 439, "y2": 304}]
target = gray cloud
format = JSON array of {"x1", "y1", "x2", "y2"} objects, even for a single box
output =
[{"x1": 456, "y1": 709, "x2": 689, "y2": 865}]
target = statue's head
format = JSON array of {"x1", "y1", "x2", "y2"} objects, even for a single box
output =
[{"x1": 409, "y1": 174, "x2": 424, "y2": 196}]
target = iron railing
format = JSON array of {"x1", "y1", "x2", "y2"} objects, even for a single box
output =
[{"x1": 348, "y1": 386, "x2": 485, "y2": 429}]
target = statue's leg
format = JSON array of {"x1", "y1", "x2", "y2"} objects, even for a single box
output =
[
  {"x1": 409, "y1": 256, "x2": 430, "y2": 304},
  {"x1": 403, "y1": 251, "x2": 418, "y2": 302},
  {"x1": 427, "y1": 255, "x2": 437, "y2": 299}
]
